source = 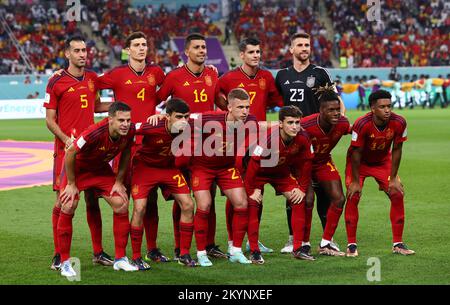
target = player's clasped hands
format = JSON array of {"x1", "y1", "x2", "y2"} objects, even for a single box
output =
[
  {"x1": 60, "y1": 184, "x2": 79, "y2": 207},
  {"x1": 250, "y1": 189, "x2": 263, "y2": 204},
  {"x1": 289, "y1": 188, "x2": 305, "y2": 204}
]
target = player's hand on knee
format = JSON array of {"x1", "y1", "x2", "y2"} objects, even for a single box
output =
[
  {"x1": 290, "y1": 188, "x2": 305, "y2": 204},
  {"x1": 250, "y1": 189, "x2": 262, "y2": 204},
  {"x1": 60, "y1": 184, "x2": 79, "y2": 207},
  {"x1": 346, "y1": 181, "x2": 361, "y2": 200},
  {"x1": 388, "y1": 177, "x2": 404, "y2": 195},
  {"x1": 111, "y1": 181, "x2": 129, "y2": 204}
]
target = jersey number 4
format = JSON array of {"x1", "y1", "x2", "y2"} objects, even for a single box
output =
[{"x1": 289, "y1": 88, "x2": 304, "y2": 103}]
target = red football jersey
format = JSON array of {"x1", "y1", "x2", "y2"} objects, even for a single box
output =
[
  {"x1": 348, "y1": 112, "x2": 407, "y2": 164},
  {"x1": 97, "y1": 63, "x2": 165, "y2": 123},
  {"x1": 301, "y1": 113, "x2": 351, "y2": 165},
  {"x1": 249, "y1": 129, "x2": 314, "y2": 177},
  {"x1": 134, "y1": 120, "x2": 179, "y2": 168},
  {"x1": 74, "y1": 118, "x2": 135, "y2": 171},
  {"x1": 218, "y1": 67, "x2": 283, "y2": 121},
  {"x1": 44, "y1": 70, "x2": 98, "y2": 149},
  {"x1": 157, "y1": 65, "x2": 219, "y2": 113},
  {"x1": 190, "y1": 111, "x2": 258, "y2": 169}
]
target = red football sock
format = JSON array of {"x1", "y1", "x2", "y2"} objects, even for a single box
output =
[
  {"x1": 322, "y1": 203, "x2": 343, "y2": 241},
  {"x1": 258, "y1": 203, "x2": 263, "y2": 222},
  {"x1": 52, "y1": 206, "x2": 61, "y2": 255},
  {"x1": 345, "y1": 193, "x2": 361, "y2": 244},
  {"x1": 290, "y1": 201, "x2": 306, "y2": 250},
  {"x1": 179, "y1": 221, "x2": 194, "y2": 256},
  {"x1": 206, "y1": 200, "x2": 216, "y2": 247},
  {"x1": 57, "y1": 211, "x2": 74, "y2": 262},
  {"x1": 194, "y1": 209, "x2": 209, "y2": 251},
  {"x1": 390, "y1": 191, "x2": 405, "y2": 243},
  {"x1": 303, "y1": 205, "x2": 313, "y2": 243},
  {"x1": 247, "y1": 199, "x2": 261, "y2": 252},
  {"x1": 225, "y1": 199, "x2": 234, "y2": 241},
  {"x1": 113, "y1": 212, "x2": 130, "y2": 259},
  {"x1": 172, "y1": 201, "x2": 181, "y2": 249},
  {"x1": 130, "y1": 225, "x2": 144, "y2": 260},
  {"x1": 232, "y1": 208, "x2": 248, "y2": 248},
  {"x1": 86, "y1": 204, "x2": 103, "y2": 255},
  {"x1": 144, "y1": 199, "x2": 158, "y2": 251}
]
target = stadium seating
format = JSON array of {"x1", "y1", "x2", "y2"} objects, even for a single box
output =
[
  {"x1": 325, "y1": 0, "x2": 450, "y2": 67},
  {"x1": 231, "y1": 0, "x2": 332, "y2": 68}
]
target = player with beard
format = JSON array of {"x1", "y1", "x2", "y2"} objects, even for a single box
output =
[{"x1": 275, "y1": 33, "x2": 345, "y2": 256}]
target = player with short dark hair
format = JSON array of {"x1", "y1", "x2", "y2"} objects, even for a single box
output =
[
  {"x1": 345, "y1": 90, "x2": 415, "y2": 257},
  {"x1": 300, "y1": 85, "x2": 350, "y2": 257},
  {"x1": 157, "y1": 33, "x2": 226, "y2": 260},
  {"x1": 244, "y1": 105, "x2": 314, "y2": 264},
  {"x1": 96, "y1": 31, "x2": 168, "y2": 264},
  {"x1": 129, "y1": 98, "x2": 196, "y2": 269},
  {"x1": 189, "y1": 88, "x2": 255, "y2": 266},
  {"x1": 275, "y1": 33, "x2": 345, "y2": 254},
  {"x1": 217, "y1": 37, "x2": 283, "y2": 253},
  {"x1": 45, "y1": 35, "x2": 112, "y2": 271},
  {"x1": 57, "y1": 102, "x2": 138, "y2": 277}
]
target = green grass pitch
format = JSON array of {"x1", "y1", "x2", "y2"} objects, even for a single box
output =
[{"x1": 0, "y1": 109, "x2": 449, "y2": 284}]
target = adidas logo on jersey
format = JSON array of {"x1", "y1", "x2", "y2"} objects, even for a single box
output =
[
  {"x1": 238, "y1": 83, "x2": 245, "y2": 87},
  {"x1": 284, "y1": 80, "x2": 290, "y2": 85},
  {"x1": 156, "y1": 139, "x2": 164, "y2": 144},
  {"x1": 125, "y1": 80, "x2": 132, "y2": 85},
  {"x1": 68, "y1": 87, "x2": 75, "y2": 92},
  {"x1": 183, "y1": 81, "x2": 190, "y2": 86}
]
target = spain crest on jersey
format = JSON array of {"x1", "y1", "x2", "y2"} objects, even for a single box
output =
[
  {"x1": 192, "y1": 176, "x2": 200, "y2": 187},
  {"x1": 147, "y1": 74, "x2": 156, "y2": 86},
  {"x1": 386, "y1": 128, "x2": 394, "y2": 140},
  {"x1": 306, "y1": 76, "x2": 315, "y2": 88},
  {"x1": 259, "y1": 78, "x2": 266, "y2": 90},
  {"x1": 88, "y1": 79, "x2": 95, "y2": 92},
  {"x1": 132, "y1": 185, "x2": 139, "y2": 196},
  {"x1": 205, "y1": 75, "x2": 212, "y2": 87}
]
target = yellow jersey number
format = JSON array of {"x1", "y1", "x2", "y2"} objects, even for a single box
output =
[
  {"x1": 80, "y1": 94, "x2": 88, "y2": 108},
  {"x1": 193, "y1": 89, "x2": 208, "y2": 103},
  {"x1": 137, "y1": 88, "x2": 145, "y2": 101}
]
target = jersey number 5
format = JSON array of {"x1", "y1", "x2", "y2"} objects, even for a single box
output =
[{"x1": 80, "y1": 94, "x2": 88, "y2": 108}]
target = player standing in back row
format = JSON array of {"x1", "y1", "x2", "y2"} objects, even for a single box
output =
[
  {"x1": 157, "y1": 33, "x2": 227, "y2": 260},
  {"x1": 217, "y1": 37, "x2": 283, "y2": 254},
  {"x1": 275, "y1": 32, "x2": 345, "y2": 255},
  {"x1": 97, "y1": 31, "x2": 168, "y2": 264}
]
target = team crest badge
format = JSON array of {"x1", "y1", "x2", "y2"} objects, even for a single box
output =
[
  {"x1": 192, "y1": 176, "x2": 200, "y2": 187},
  {"x1": 259, "y1": 78, "x2": 266, "y2": 90},
  {"x1": 88, "y1": 79, "x2": 95, "y2": 92},
  {"x1": 132, "y1": 185, "x2": 139, "y2": 196},
  {"x1": 386, "y1": 128, "x2": 394, "y2": 140},
  {"x1": 306, "y1": 76, "x2": 315, "y2": 88},
  {"x1": 205, "y1": 75, "x2": 212, "y2": 86},
  {"x1": 147, "y1": 74, "x2": 156, "y2": 86}
]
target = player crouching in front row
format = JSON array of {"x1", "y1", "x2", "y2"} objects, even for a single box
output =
[
  {"x1": 129, "y1": 99, "x2": 196, "y2": 269},
  {"x1": 58, "y1": 102, "x2": 138, "y2": 278},
  {"x1": 345, "y1": 90, "x2": 415, "y2": 257},
  {"x1": 244, "y1": 105, "x2": 314, "y2": 264}
]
